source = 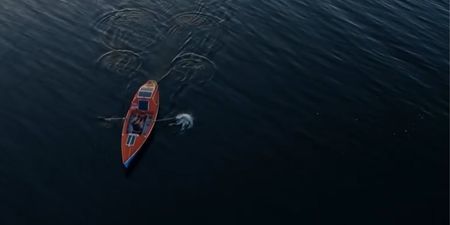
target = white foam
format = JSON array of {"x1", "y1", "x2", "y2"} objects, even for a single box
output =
[{"x1": 170, "y1": 113, "x2": 194, "y2": 131}]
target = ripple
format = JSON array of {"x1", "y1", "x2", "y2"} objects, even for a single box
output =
[
  {"x1": 94, "y1": 8, "x2": 166, "y2": 51},
  {"x1": 96, "y1": 50, "x2": 142, "y2": 76},
  {"x1": 166, "y1": 11, "x2": 224, "y2": 35},
  {"x1": 161, "y1": 52, "x2": 217, "y2": 84}
]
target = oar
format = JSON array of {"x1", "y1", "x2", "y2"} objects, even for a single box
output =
[
  {"x1": 97, "y1": 113, "x2": 194, "y2": 131},
  {"x1": 96, "y1": 116, "x2": 179, "y2": 122},
  {"x1": 96, "y1": 116, "x2": 124, "y2": 121}
]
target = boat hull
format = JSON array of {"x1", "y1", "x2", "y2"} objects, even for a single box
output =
[{"x1": 121, "y1": 80, "x2": 159, "y2": 168}]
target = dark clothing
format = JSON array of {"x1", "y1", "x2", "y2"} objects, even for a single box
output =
[{"x1": 131, "y1": 116, "x2": 146, "y2": 134}]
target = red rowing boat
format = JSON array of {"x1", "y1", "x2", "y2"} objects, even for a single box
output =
[{"x1": 121, "y1": 80, "x2": 159, "y2": 168}]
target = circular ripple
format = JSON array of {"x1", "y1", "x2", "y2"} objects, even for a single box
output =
[
  {"x1": 94, "y1": 8, "x2": 166, "y2": 51},
  {"x1": 97, "y1": 50, "x2": 143, "y2": 76},
  {"x1": 165, "y1": 52, "x2": 217, "y2": 84},
  {"x1": 167, "y1": 12, "x2": 224, "y2": 35}
]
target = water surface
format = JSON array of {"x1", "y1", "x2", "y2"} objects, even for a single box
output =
[{"x1": 0, "y1": 0, "x2": 448, "y2": 224}]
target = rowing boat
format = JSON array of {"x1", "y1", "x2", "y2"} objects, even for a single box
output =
[{"x1": 121, "y1": 80, "x2": 159, "y2": 168}]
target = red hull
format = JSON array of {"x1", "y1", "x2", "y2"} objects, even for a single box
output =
[{"x1": 121, "y1": 80, "x2": 159, "y2": 168}]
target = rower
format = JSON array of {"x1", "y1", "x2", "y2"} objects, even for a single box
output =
[{"x1": 131, "y1": 114, "x2": 145, "y2": 134}]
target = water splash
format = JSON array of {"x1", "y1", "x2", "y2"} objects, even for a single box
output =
[
  {"x1": 96, "y1": 50, "x2": 142, "y2": 76},
  {"x1": 169, "y1": 113, "x2": 194, "y2": 131}
]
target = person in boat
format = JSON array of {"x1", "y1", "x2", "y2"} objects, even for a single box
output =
[{"x1": 131, "y1": 114, "x2": 146, "y2": 134}]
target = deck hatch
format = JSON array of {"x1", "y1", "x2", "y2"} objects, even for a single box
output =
[
  {"x1": 126, "y1": 134, "x2": 137, "y2": 146},
  {"x1": 138, "y1": 91, "x2": 152, "y2": 98},
  {"x1": 138, "y1": 100, "x2": 149, "y2": 111},
  {"x1": 140, "y1": 87, "x2": 153, "y2": 91}
]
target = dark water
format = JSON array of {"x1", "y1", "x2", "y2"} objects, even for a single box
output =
[{"x1": 0, "y1": 0, "x2": 448, "y2": 224}]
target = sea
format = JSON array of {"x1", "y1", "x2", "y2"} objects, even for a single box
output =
[{"x1": 0, "y1": 0, "x2": 448, "y2": 224}]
